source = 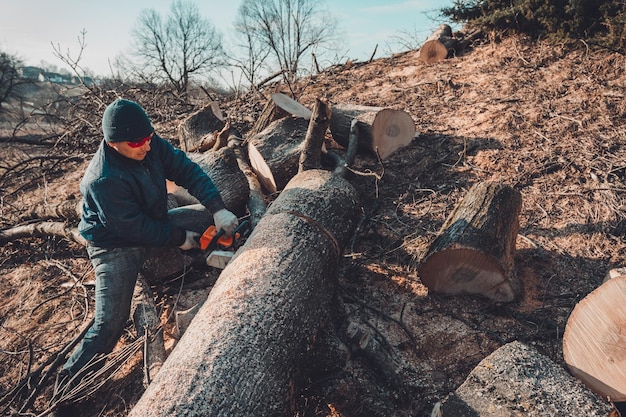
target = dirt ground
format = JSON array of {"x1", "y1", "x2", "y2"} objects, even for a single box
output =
[{"x1": 1, "y1": 33, "x2": 625, "y2": 416}]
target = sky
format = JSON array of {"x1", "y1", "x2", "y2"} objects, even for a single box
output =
[{"x1": 0, "y1": 0, "x2": 457, "y2": 77}]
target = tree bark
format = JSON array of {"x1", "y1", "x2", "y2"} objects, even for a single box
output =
[
  {"x1": 418, "y1": 181, "x2": 522, "y2": 302},
  {"x1": 128, "y1": 168, "x2": 362, "y2": 417},
  {"x1": 419, "y1": 24, "x2": 459, "y2": 64},
  {"x1": 299, "y1": 98, "x2": 331, "y2": 173},
  {"x1": 247, "y1": 94, "x2": 292, "y2": 139},
  {"x1": 563, "y1": 274, "x2": 626, "y2": 402},
  {"x1": 247, "y1": 116, "x2": 309, "y2": 194},
  {"x1": 18, "y1": 200, "x2": 81, "y2": 222},
  {"x1": 167, "y1": 147, "x2": 250, "y2": 217},
  {"x1": 435, "y1": 341, "x2": 614, "y2": 416},
  {"x1": 0, "y1": 221, "x2": 86, "y2": 247},
  {"x1": 177, "y1": 102, "x2": 225, "y2": 152},
  {"x1": 330, "y1": 104, "x2": 415, "y2": 160}
]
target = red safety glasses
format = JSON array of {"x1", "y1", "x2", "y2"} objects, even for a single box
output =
[{"x1": 127, "y1": 132, "x2": 154, "y2": 148}]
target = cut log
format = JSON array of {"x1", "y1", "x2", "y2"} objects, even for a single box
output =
[
  {"x1": 232, "y1": 146, "x2": 267, "y2": 228},
  {"x1": 177, "y1": 103, "x2": 225, "y2": 152},
  {"x1": 434, "y1": 341, "x2": 614, "y2": 416},
  {"x1": 329, "y1": 104, "x2": 415, "y2": 160},
  {"x1": 247, "y1": 116, "x2": 310, "y2": 194},
  {"x1": 131, "y1": 274, "x2": 166, "y2": 387},
  {"x1": 166, "y1": 147, "x2": 250, "y2": 217},
  {"x1": 128, "y1": 168, "x2": 362, "y2": 417},
  {"x1": 247, "y1": 94, "x2": 290, "y2": 139},
  {"x1": 418, "y1": 181, "x2": 522, "y2": 302},
  {"x1": 563, "y1": 275, "x2": 626, "y2": 402},
  {"x1": 419, "y1": 24, "x2": 459, "y2": 64},
  {"x1": 271, "y1": 92, "x2": 312, "y2": 119}
]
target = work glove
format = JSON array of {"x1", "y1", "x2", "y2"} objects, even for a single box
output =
[
  {"x1": 179, "y1": 230, "x2": 200, "y2": 250},
  {"x1": 213, "y1": 209, "x2": 239, "y2": 236}
]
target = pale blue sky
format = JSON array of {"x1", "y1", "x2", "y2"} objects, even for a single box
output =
[{"x1": 0, "y1": 0, "x2": 456, "y2": 76}]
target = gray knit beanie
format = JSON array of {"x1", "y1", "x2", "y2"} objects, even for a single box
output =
[{"x1": 102, "y1": 98, "x2": 153, "y2": 143}]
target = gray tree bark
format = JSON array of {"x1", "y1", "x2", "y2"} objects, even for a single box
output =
[{"x1": 128, "y1": 168, "x2": 361, "y2": 417}]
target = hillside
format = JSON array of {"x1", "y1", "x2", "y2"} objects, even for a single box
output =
[{"x1": 1, "y1": 33, "x2": 625, "y2": 416}]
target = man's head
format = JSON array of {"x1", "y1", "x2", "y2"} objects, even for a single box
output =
[
  {"x1": 102, "y1": 99, "x2": 154, "y2": 161},
  {"x1": 102, "y1": 98, "x2": 153, "y2": 143}
]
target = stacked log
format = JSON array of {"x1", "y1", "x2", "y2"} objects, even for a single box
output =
[
  {"x1": 419, "y1": 24, "x2": 459, "y2": 64},
  {"x1": 166, "y1": 147, "x2": 250, "y2": 217},
  {"x1": 247, "y1": 117, "x2": 310, "y2": 194},
  {"x1": 177, "y1": 102, "x2": 225, "y2": 152},
  {"x1": 330, "y1": 104, "x2": 416, "y2": 160}
]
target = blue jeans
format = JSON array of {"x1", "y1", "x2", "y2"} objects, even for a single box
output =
[{"x1": 62, "y1": 204, "x2": 213, "y2": 376}]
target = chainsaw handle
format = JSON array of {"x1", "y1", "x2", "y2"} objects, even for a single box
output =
[{"x1": 218, "y1": 220, "x2": 251, "y2": 250}]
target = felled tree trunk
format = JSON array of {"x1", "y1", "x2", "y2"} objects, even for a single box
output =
[
  {"x1": 18, "y1": 200, "x2": 81, "y2": 222},
  {"x1": 166, "y1": 147, "x2": 250, "y2": 217},
  {"x1": 248, "y1": 93, "x2": 312, "y2": 140},
  {"x1": 177, "y1": 102, "x2": 225, "y2": 152},
  {"x1": 330, "y1": 104, "x2": 416, "y2": 160},
  {"x1": 247, "y1": 116, "x2": 310, "y2": 194},
  {"x1": 418, "y1": 181, "x2": 522, "y2": 302},
  {"x1": 419, "y1": 24, "x2": 459, "y2": 64},
  {"x1": 129, "y1": 168, "x2": 361, "y2": 417},
  {"x1": 434, "y1": 341, "x2": 613, "y2": 416},
  {"x1": 563, "y1": 274, "x2": 626, "y2": 402},
  {"x1": 0, "y1": 221, "x2": 86, "y2": 247}
]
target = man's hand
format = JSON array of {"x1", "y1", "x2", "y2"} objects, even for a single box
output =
[
  {"x1": 179, "y1": 230, "x2": 200, "y2": 250},
  {"x1": 213, "y1": 209, "x2": 239, "y2": 236}
]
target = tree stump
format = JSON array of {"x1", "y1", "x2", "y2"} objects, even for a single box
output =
[
  {"x1": 418, "y1": 181, "x2": 522, "y2": 302},
  {"x1": 177, "y1": 102, "x2": 225, "y2": 152},
  {"x1": 329, "y1": 104, "x2": 415, "y2": 160},
  {"x1": 166, "y1": 147, "x2": 250, "y2": 217},
  {"x1": 434, "y1": 341, "x2": 614, "y2": 416},
  {"x1": 419, "y1": 24, "x2": 459, "y2": 64},
  {"x1": 563, "y1": 274, "x2": 626, "y2": 402},
  {"x1": 128, "y1": 169, "x2": 361, "y2": 417},
  {"x1": 247, "y1": 116, "x2": 310, "y2": 194}
]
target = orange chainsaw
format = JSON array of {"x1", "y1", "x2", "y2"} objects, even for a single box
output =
[{"x1": 198, "y1": 220, "x2": 251, "y2": 269}]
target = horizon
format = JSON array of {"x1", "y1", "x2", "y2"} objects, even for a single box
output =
[{"x1": 1, "y1": 0, "x2": 456, "y2": 78}]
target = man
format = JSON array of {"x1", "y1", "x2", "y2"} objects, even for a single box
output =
[{"x1": 55, "y1": 98, "x2": 238, "y2": 396}]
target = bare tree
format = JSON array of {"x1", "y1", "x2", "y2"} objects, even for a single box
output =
[
  {"x1": 230, "y1": 12, "x2": 273, "y2": 89},
  {"x1": 129, "y1": 0, "x2": 225, "y2": 93},
  {"x1": 0, "y1": 51, "x2": 27, "y2": 116},
  {"x1": 236, "y1": 0, "x2": 337, "y2": 88}
]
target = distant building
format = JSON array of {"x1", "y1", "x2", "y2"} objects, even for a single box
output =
[
  {"x1": 19, "y1": 66, "x2": 43, "y2": 80},
  {"x1": 71, "y1": 75, "x2": 94, "y2": 86},
  {"x1": 39, "y1": 71, "x2": 72, "y2": 84}
]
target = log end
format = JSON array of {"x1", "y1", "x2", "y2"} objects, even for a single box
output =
[
  {"x1": 563, "y1": 275, "x2": 626, "y2": 402},
  {"x1": 419, "y1": 39, "x2": 449, "y2": 64},
  {"x1": 371, "y1": 108, "x2": 416, "y2": 160},
  {"x1": 418, "y1": 248, "x2": 517, "y2": 302},
  {"x1": 248, "y1": 142, "x2": 278, "y2": 194}
]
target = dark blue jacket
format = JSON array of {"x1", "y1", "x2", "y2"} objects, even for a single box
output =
[{"x1": 78, "y1": 135, "x2": 225, "y2": 248}]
